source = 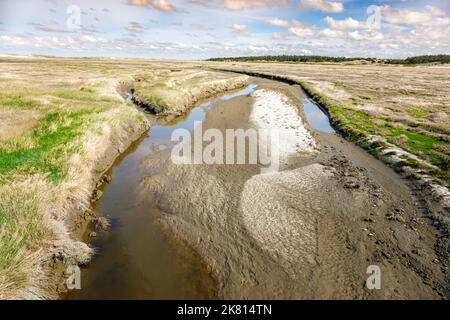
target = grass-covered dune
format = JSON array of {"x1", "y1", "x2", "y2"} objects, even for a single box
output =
[
  {"x1": 0, "y1": 56, "x2": 151, "y2": 299},
  {"x1": 2, "y1": 54, "x2": 447, "y2": 299},
  {"x1": 208, "y1": 62, "x2": 450, "y2": 187},
  {"x1": 0, "y1": 56, "x2": 247, "y2": 299},
  {"x1": 131, "y1": 68, "x2": 249, "y2": 115}
]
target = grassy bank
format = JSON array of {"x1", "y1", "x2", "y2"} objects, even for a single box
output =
[
  {"x1": 209, "y1": 63, "x2": 449, "y2": 187},
  {"x1": 305, "y1": 86, "x2": 449, "y2": 184},
  {"x1": 0, "y1": 57, "x2": 152, "y2": 298},
  {"x1": 132, "y1": 69, "x2": 249, "y2": 115},
  {"x1": 1, "y1": 55, "x2": 447, "y2": 298},
  {"x1": 0, "y1": 56, "x2": 246, "y2": 299}
]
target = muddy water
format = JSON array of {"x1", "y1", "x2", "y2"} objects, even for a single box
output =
[
  {"x1": 66, "y1": 77, "x2": 448, "y2": 300},
  {"x1": 66, "y1": 84, "x2": 257, "y2": 300},
  {"x1": 302, "y1": 93, "x2": 335, "y2": 134}
]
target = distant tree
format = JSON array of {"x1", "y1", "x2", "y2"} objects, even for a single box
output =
[
  {"x1": 404, "y1": 55, "x2": 450, "y2": 64},
  {"x1": 207, "y1": 54, "x2": 450, "y2": 65}
]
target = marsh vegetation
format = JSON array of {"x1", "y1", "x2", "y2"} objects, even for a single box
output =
[
  {"x1": 0, "y1": 56, "x2": 246, "y2": 299},
  {"x1": 0, "y1": 55, "x2": 448, "y2": 299},
  {"x1": 209, "y1": 61, "x2": 450, "y2": 186}
]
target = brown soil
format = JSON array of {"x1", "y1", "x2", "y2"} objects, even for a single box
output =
[
  {"x1": 139, "y1": 78, "x2": 449, "y2": 299},
  {"x1": 41, "y1": 116, "x2": 152, "y2": 299}
]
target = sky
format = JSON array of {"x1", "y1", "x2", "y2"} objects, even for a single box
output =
[{"x1": 0, "y1": 0, "x2": 449, "y2": 59}]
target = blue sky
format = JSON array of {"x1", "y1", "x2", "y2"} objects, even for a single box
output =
[{"x1": 0, "y1": 0, "x2": 449, "y2": 59}]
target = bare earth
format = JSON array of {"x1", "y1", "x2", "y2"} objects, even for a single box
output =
[
  {"x1": 208, "y1": 62, "x2": 450, "y2": 186},
  {"x1": 0, "y1": 56, "x2": 247, "y2": 299},
  {"x1": 140, "y1": 79, "x2": 449, "y2": 299},
  {"x1": 0, "y1": 56, "x2": 449, "y2": 299}
]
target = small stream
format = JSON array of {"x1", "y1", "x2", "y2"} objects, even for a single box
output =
[
  {"x1": 302, "y1": 93, "x2": 336, "y2": 134},
  {"x1": 66, "y1": 81, "x2": 334, "y2": 300},
  {"x1": 66, "y1": 84, "x2": 258, "y2": 300}
]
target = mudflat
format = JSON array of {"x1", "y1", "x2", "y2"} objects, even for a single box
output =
[
  {"x1": 137, "y1": 78, "x2": 448, "y2": 299},
  {"x1": 1, "y1": 57, "x2": 448, "y2": 299}
]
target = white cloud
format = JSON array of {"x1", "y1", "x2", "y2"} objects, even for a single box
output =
[
  {"x1": 323, "y1": 16, "x2": 361, "y2": 30},
  {"x1": 229, "y1": 23, "x2": 250, "y2": 36},
  {"x1": 272, "y1": 32, "x2": 290, "y2": 40},
  {"x1": 223, "y1": 0, "x2": 289, "y2": 10},
  {"x1": 300, "y1": 0, "x2": 344, "y2": 13},
  {"x1": 348, "y1": 30, "x2": 383, "y2": 41},
  {"x1": 2, "y1": 0, "x2": 450, "y2": 59},
  {"x1": 127, "y1": 0, "x2": 176, "y2": 12},
  {"x1": 81, "y1": 35, "x2": 100, "y2": 42},
  {"x1": 266, "y1": 18, "x2": 290, "y2": 28},
  {"x1": 381, "y1": 5, "x2": 450, "y2": 27},
  {"x1": 319, "y1": 28, "x2": 345, "y2": 38},
  {"x1": 265, "y1": 19, "x2": 316, "y2": 38},
  {"x1": 288, "y1": 21, "x2": 316, "y2": 37},
  {"x1": 125, "y1": 21, "x2": 144, "y2": 34},
  {"x1": 191, "y1": 23, "x2": 213, "y2": 31}
]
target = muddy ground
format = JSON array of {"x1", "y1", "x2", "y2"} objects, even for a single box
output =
[{"x1": 139, "y1": 78, "x2": 449, "y2": 299}]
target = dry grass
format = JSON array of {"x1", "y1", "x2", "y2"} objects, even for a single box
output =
[
  {"x1": 3, "y1": 55, "x2": 447, "y2": 298},
  {"x1": 208, "y1": 62, "x2": 450, "y2": 184},
  {"x1": 132, "y1": 69, "x2": 249, "y2": 115},
  {"x1": 0, "y1": 56, "x2": 146, "y2": 298},
  {"x1": 0, "y1": 178, "x2": 49, "y2": 299},
  {"x1": 0, "y1": 56, "x2": 250, "y2": 299},
  {"x1": 0, "y1": 57, "x2": 189, "y2": 298}
]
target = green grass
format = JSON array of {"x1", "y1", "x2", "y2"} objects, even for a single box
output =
[
  {"x1": 408, "y1": 107, "x2": 431, "y2": 118},
  {"x1": 132, "y1": 70, "x2": 248, "y2": 115},
  {"x1": 327, "y1": 104, "x2": 388, "y2": 137},
  {"x1": 53, "y1": 88, "x2": 102, "y2": 102},
  {"x1": 135, "y1": 113, "x2": 145, "y2": 123},
  {"x1": 0, "y1": 183, "x2": 48, "y2": 293},
  {"x1": 136, "y1": 92, "x2": 167, "y2": 108},
  {"x1": 0, "y1": 79, "x2": 113, "y2": 293},
  {"x1": 0, "y1": 108, "x2": 104, "y2": 184},
  {"x1": 387, "y1": 128, "x2": 449, "y2": 171},
  {"x1": 0, "y1": 92, "x2": 41, "y2": 109},
  {"x1": 0, "y1": 57, "x2": 162, "y2": 298},
  {"x1": 0, "y1": 85, "x2": 111, "y2": 296},
  {"x1": 334, "y1": 106, "x2": 449, "y2": 180},
  {"x1": 303, "y1": 85, "x2": 449, "y2": 183}
]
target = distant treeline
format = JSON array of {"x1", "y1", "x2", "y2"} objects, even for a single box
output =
[
  {"x1": 207, "y1": 54, "x2": 450, "y2": 65},
  {"x1": 387, "y1": 55, "x2": 450, "y2": 65}
]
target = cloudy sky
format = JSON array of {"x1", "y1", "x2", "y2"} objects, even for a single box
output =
[{"x1": 0, "y1": 0, "x2": 449, "y2": 59}]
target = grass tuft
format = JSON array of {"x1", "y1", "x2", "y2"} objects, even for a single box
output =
[{"x1": 0, "y1": 180, "x2": 48, "y2": 297}]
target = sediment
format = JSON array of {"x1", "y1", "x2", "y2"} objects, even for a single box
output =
[
  {"x1": 139, "y1": 78, "x2": 449, "y2": 299},
  {"x1": 22, "y1": 75, "x2": 252, "y2": 300}
]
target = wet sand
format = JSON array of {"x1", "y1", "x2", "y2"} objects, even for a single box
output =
[
  {"x1": 68, "y1": 78, "x2": 449, "y2": 299},
  {"x1": 141, "y1": 78, "x2": 448, "y2": 299},
  {"x1": 66, "y1": 85, "x2": 257, "y2": 299}
]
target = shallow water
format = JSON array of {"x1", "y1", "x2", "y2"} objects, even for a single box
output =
[
  {"x1": 66, "y1": 84, "x2": 257, "y2": 300},
  {"x1": 302, "y1": 94, "x2": 336, "y2": 134}
]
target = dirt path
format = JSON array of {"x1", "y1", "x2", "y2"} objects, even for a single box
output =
[{"x1": 140, "y1": 78, "x2": 448, "y2": 299}]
